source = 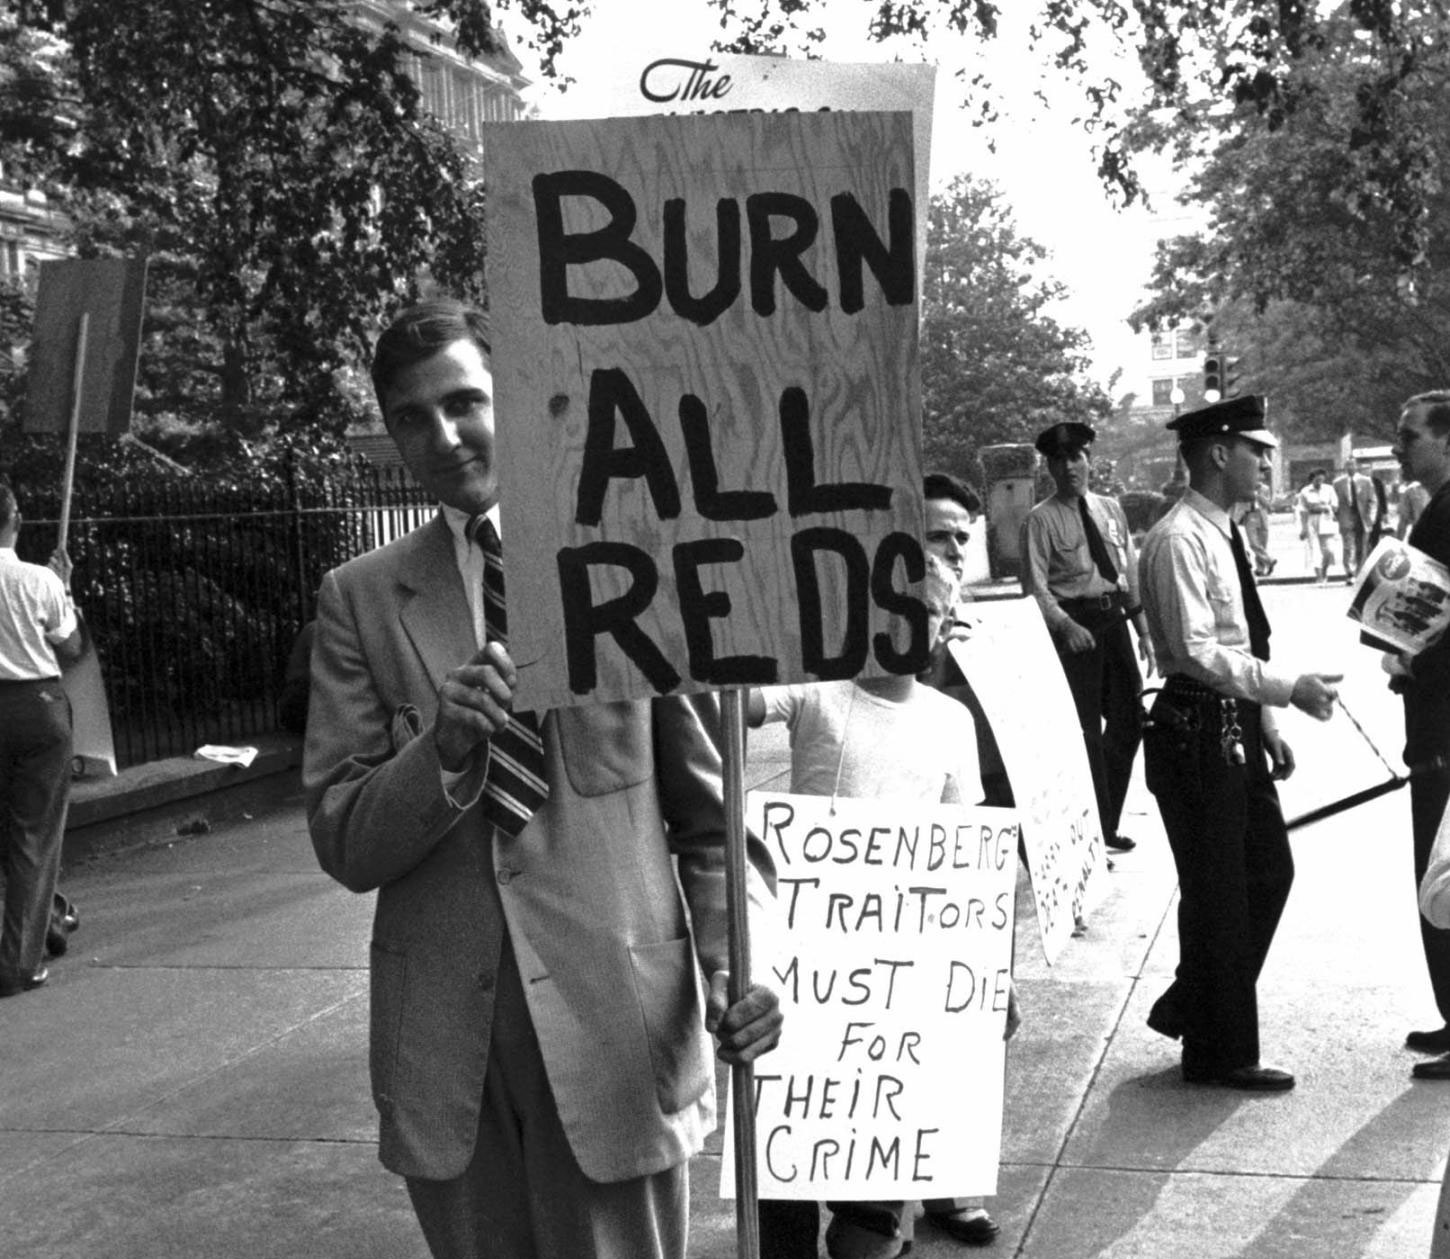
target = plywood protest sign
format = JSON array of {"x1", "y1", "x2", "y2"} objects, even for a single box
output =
[
  {"x1": 723, "y1": 792, "x2": 1019, "y2": 1200},
  {"x1": 557, "y1": 52, "x2": 936, "y2": 271},
  {"x1": 484, "y1": 111, "x2": 924, "y2": 710},
  {"x1": 949, "y1": 599, "x2": 1105, "y2": 963}
]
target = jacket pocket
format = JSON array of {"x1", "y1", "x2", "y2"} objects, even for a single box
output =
[
  {"x1": 369, "y1": 941, "x2": 408, "y2": 1114},
  {"x1": 629, "y1": 936, "x2": 713, "y2": 1115},
  {"x1": 556, "y1": 702, "x2": 653, "y2": 797}
]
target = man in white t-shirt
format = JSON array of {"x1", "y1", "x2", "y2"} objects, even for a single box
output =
[
  {"x1": 749, "y1": 569, "x2": 1018, "y2": 1259},
  {"x1": 0, "y1": 485, "x2": 86, "y2": 998}
]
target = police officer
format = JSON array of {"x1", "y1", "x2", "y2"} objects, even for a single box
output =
[
  {"x1": 1139, "y1": 397, "x2": 1340, "y2": 1090},
  {"x1": 1021, "y1": 422, "x2": 1153, "y2": 853}
]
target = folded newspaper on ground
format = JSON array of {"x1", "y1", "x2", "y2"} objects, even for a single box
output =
[
  {"x1": 194, "y1": 745, "x2": 259, "y2": 768},
  {"x1": 1347, "y1": 537, "x2": 1450, "y2": 657}
]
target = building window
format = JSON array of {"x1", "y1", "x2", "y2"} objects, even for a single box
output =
[
  {"x1": 1175, "y1": 325, "x2": 1205, "y2": 358},
  {"x1": 0, "y1": 240, "x2": 20, "y2": 278},
  {"x1": 1150, "y1": 330, "x2": 1173, "y2": 360},
  {"x1": 1150, "y1": 378, "x2": 1176, "y2": 407}
]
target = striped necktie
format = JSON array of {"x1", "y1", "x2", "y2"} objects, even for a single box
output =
[{"x1": 466, "y1": 514, "x2": 549, "y2": 837}]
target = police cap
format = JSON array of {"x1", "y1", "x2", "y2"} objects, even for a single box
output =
[
  {"x1": 1167, "y1": 395, "x2": 1277, "y2": 449},
  {"x1": 1034, "y1": 421, "x2": 1097, "y2": 458}
]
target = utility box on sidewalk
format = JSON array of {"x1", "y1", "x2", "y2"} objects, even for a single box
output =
[{"x1": 979, "y1": 443, "x2": 1039, "y2": 579}]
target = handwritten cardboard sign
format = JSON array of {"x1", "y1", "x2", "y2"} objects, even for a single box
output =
[
  {"x1": 724, "y1": 792, "x2": 1019, "y2": 1199},
  {"x1": 27, "y1": 256, "x2": 147, "y2": 436},
  {"x1": 949, "y1": 599, "x2": 1105, "y2": 964},
  {"x1": 484, "y1": 111, "x2": 923, "y2": 710}
]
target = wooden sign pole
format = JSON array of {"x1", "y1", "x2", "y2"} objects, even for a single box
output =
[
  {"x1": 720, "y1": 686, "x2": 760, "y2": 1259},
  {"x1": 57, "y1": 311, "x2": 89, "y2": 556}
]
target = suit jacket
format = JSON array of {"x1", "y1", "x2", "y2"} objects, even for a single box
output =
[
  {"x1": 1405, "y1": 482, "x2": 1450, "y2": 765},
  {"x1": 304, "y1": 514, "x2": 775, "y2": 1182},
  {"x1": 1333, "y1": 472, "x2": 1377, "y2": 532}
]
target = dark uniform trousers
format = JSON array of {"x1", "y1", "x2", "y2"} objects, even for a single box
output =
[
  {"x1": 1056, "y1": 595, "x2": 1142, "y2": 843},
  {"x1": 0, "y1": 678, "x2": 73, "y2": 990},
  {"x1": 1144, "y1": 688, "x2": 1293, "y2": 1071}
]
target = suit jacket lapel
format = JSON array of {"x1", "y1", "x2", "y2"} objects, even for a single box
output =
[{"x1": 399, "y1": 514, "x2": 477, "y2": 695}]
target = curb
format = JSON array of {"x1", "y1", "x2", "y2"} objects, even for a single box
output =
[{"x1": 67, "y1": 732, "x2": 304, "y2": 832}]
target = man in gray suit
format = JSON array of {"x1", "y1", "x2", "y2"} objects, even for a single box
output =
[{"x1": 305, "y1": 300, "x2": 782, "y2": 1259}]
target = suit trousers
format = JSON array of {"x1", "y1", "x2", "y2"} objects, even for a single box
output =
[
  {"x1": 1055, "y1": 604, "x2": 1142, "y2": 843},
  {"x1": 0, "y1": 679, "x2": 72, "y2": 990},
  {"x1": 1410, "y1": 761, "x2": 1450, "y2": 1025},
  {"x1": 1144, "y1": 693, "x2": 1293, "y2": 1071},
  {"x1": 405, "y1": 932, "x2": 688, "y2": 1259}
]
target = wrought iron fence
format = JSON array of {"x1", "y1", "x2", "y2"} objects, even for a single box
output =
[{"x1": 15, "y1": 464, "x2": 433, "y2": 768}]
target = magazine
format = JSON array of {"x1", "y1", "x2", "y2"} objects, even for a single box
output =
[{"x1": 1348, "y1": 537, "x2": 1450, "y2": 657}]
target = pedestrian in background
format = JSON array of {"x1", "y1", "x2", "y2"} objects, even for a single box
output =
[
  {"x1": 1240, "y1": 477, "x2": 1276, "y2": 576},
  {"x1": 1374, "y1": 392, "x2": 1450, "y2": 1079},
  {"x1": 1367, "y1": 471, "x2": 1390, "y2": 552},
  {"x1": 1333, "y1": 456, "x2": 1378, "y2": 580},
  {"x1": 0, "y1": 484, "x2": 87, "y2": 999},
  {"x1": 1139, "y1": 396, "x2": 1340, "y2": 1091},
  {"x1": 304, "y1": 300, "x2": 781, "y2": 1259},
  {"x1": 1021, "y1": 422, "x2": 1155, "y2": 855},
  {"x1": 1295, "y1": 469, "x2": 1338, "y2": 582}
]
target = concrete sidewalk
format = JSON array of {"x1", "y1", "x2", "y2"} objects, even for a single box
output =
[{"x1": 4, "y1": 585, "x2": 1448, "y2": 1257}]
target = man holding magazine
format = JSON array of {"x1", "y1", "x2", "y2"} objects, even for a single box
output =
[{"x1": 1380, "y1": 393, "x2": 1450, "y2": 1078}]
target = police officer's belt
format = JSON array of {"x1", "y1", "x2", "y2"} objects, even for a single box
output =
[
  {"x1": 1161, "y1": 674, "x2": 1224, "y2": 704},
  {"x1": 1059, "y1": 590, "x2": 1132, "y2": 614}
]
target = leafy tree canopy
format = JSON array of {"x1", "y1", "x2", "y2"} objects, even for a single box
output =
[
  {"x1": 921, "y1": 173, "x2": 1110, "y2": 482},
  {"x1": 475, "y1": 0, "x2": 1437, "y2": 238},
  {"x1": 1129, "y1": 5, "x2": 1450, "y2": 445},
  {"x1": 0, "y1": 0, "x2": 491, "y2": 450}
]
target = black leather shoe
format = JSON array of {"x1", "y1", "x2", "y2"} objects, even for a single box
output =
[
  {"x1": 1146, "y1": 994, "x2": 1183, "y2": 1040},
  {"x1": 1182, "y1": 1062, "x2": 1294, "y2": 1091},
  {"x1": 54, "y1": 893, "x2": 79, "y2": 934},
  {"x1": 0, "y1": 966, "x2": 49, "y2": 998},
  {"x1": 1413, "y1": 1054, "x2": 1450, "y2": 1080},
  {"x1": 1106, "y1": 834, "x2": 1137, "y2": 852},
  {"x1": 1406, "y1": 1026, "x2": 1450, "y2": 1053},
  {"x1": 927, "y1": 1208, "x2": 999, "y2": 1246}
]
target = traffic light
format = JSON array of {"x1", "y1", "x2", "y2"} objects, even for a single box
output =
[{"x1": 1203, "y1": 353, "x2": 1223, "y2": 401}]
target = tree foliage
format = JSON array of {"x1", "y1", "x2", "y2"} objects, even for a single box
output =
[
  {"x1": 482, "y1": 0, "x2": 1440, "y2": 247},
  {"x1": 0, "y1": 0, "x2": 492, "y2": 444},
  {"x1": 1129, "y1": 6, "x2": 1450, "y2": 443},
  {"x1": 920, "y1": 174, "x2": 1110, "y2": 480}
]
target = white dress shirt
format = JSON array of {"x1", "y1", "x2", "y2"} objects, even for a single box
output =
[{"x1": 1138, "y1": 489, "x2": 1298, "y2": 706}]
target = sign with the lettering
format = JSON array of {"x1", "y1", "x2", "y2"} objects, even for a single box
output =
[
  {"x1": 949, "y1": 599, "x2": 1105, "y2": 963},
  {"x1": 484, "y1": 111, "x2": 924, "y2": 710},
  {"x1": 723, "y1": 793, "x2": 1018, "y2": 1198},
  {"x1": 559, "y1": 53, "x2": 936, "y2": 272}
]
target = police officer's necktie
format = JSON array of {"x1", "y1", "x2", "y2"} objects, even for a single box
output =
[
  {"x1": 1229, "y1": 521, "x2": 1272, "y2": 661},
  {"x1": 1079, "y1": 496, "x2": 1119, "y2": 583},
  {"x1": 466, "y1": 514, "x2": 549, "y2": 837}
]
